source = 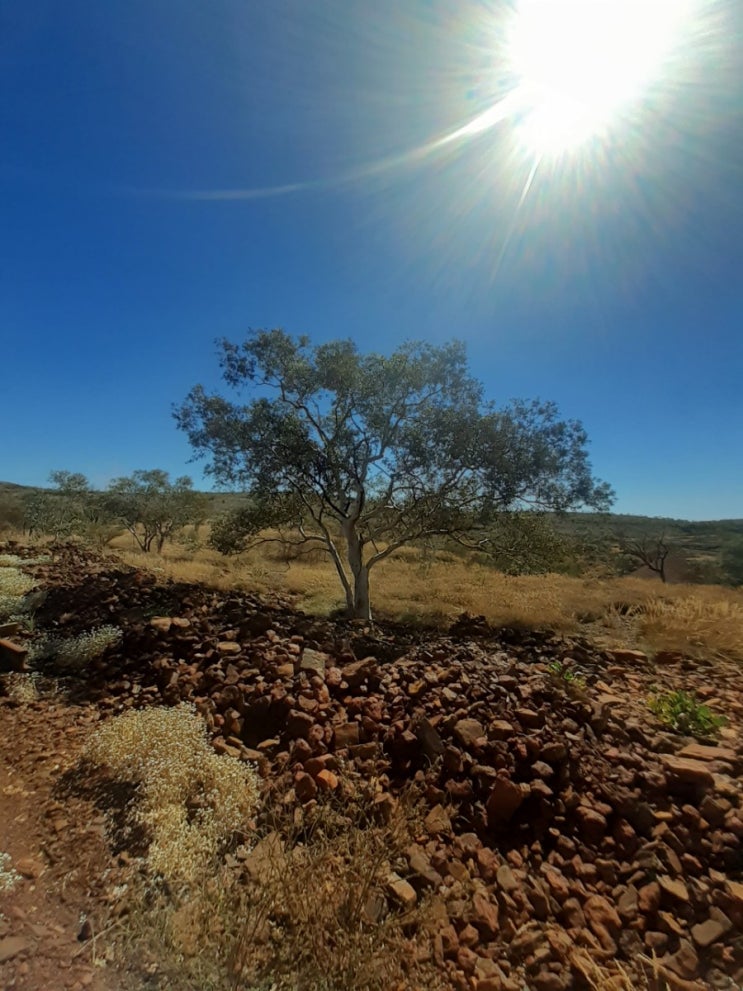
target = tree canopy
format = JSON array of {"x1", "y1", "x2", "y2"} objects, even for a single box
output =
[
  {"x1": 175, "y1": 330, "x2": 613, "y2": 619},
  {"x1": 106, "y1": 469, "x2": 207, "y2": 553}
]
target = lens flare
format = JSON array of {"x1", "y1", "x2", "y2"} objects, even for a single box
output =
[{"x1": 509, "y1": 0, "x2": 697, "y2": 154}]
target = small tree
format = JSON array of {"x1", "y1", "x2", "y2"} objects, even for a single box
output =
[
  {"x1": 105, "y1": 470, "x2": 207, "y2": 553},
  {"x1": 24, "y1": 471, "x2": 108, "y2": 540},
  {"x1": 175, "y1": 330, "x2": 613, "y2": 620},
  {"x1": 621, "y1": 533, "x2": 672, "y2": 582}
]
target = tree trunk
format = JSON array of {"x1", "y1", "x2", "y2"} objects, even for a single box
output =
[
  {"x1": 343, "y1": 523, "x2": 372, "y2": 621},
  {"x1": 352, "y1": 565, "x2": 372, "y2": 621}
]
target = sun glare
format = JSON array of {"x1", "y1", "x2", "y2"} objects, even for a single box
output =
[{"x1": 509, "y1": 0, "x2": 696, "y2": 155}]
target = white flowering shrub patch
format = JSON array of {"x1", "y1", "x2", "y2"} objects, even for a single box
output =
[
  {"x1": 0, "y1": 554, "x2": 50, "y2": 568},
  {"x1": 0, "y1": 852, "x2": 21, "y2": 894},
  {"x1": 0, "y1": 568, "x2": 37, "y2": 597},
  {"x1": 2, "y1": 672, "x2": 40, "y2": 703},
  {"x1": 0, "y1": 566, "x2": 39, "y2": 620},
  {"x1": 32, "y1": 624, "x2": 123, "y2": 671},
  {"x1": 84, "y1": 704, "x2": 259, "y2": 885}
]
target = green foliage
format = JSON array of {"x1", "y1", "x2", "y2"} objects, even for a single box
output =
[
  {"x1": 648, "y1": 690, "x2": 726, "y2": 737},
  {"x1": 176, "y1": 329, "x2": 612, "y2": 618},
  {"x1": 105, "y1": 469, "x2": 208, "y2": 553},
  {"x1": 24, "y1": 471, "x2": 107, "y2": 541},
  {"x1": 548, "y1": 660, "x2": 587, "y2": 690},
  {"x1": 476, "y1": 512, "x2": 574, "y2": 574},
  {"x1": 720, "y1": 538, "x2": 743, "y2": 587}
]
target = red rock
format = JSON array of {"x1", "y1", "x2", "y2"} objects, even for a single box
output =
[
  {"x1": 561, "y1": 898, "x2": 585, "y2": 929},
  {"x1": 610, "y1": 649, "x2": 647, "y2": 663},
  {"x1": 0, "y1": 638, "x2": 28, "y2": 672},
  {"x1": 638, "y1": 881, "x2": 661, "y2": 913},
  {"x1": 407, "y1": 846, "x2": 444, "y2": 890},
  {"x1": 471, "y1": 890, "x2": 499, "y2": 938},
  {"x1": 659, "y1": 876, "x2": 689, "y2": 904},
  {"x1": 386, "y1": 872, "x2": 417, "y2": 908},
  {"x1": 14, "y1": 857, "x2": 43, "y2": 879},
  {"x1": 486, "y1": 775, "x2": 525, "y2": 826},
  {"x1": 453, "y1": 718, "x2": 485, "y2": 747},
  {"x1": 456, "y1": 945, "x2": 479, "y2": 974},
  {"x1": 425, "y1": 804, "x2": 452, "y2": 835},
  {"x1": 341, "y1": 656, "x2": 377, "y2": 688},
  {"x1": 584, "y1": 894, "x2": 621, "y2": 952},
  {"x1": 489, "y1": 719, "x2": 515, "y2": 740},
  {"x1": 286, "y1": 709, "x2": 315, "y2": 739},
  {"x1": 149, "y1": 616, "x2": 172, "y2": 633},
  {"x1": 540, "y1": 742, "x2": 568, "y2": 762},
  {"x1": 691, "y1": 917, "x2": 730, "y2": 948},
  {"x1": 299, "y1": 648, "x2": 327, "y2": 676},
  {"x1": 0, "y1": 937, "x2": 31, "y2": 963},
  {"x1": 217, "y1": 640, "x2": 241, "y2": 655},
  {"x1": 496, "y1": 864, "x2": 518, "y2": 892},
  {"x1": 294, "y1": 771, "x2": 317, "y2": 803},
  {"x1": 661, "y1": 755, "x2": 714, "y2": 789},
  {"x1": 333, "y1": 722, "x2": 360, "y2": 748},
  {"x1": 532, "y1": 972, "x2": 569, "y2": 991},
  {"x1": 645, "y1": 931, "x2": 669, "y2": 952},
  {"x1": 515, "y1": 707, "x2": 543, "y2": 728},
  {"x1": 677, "y1": 743, "x2": 737, "y2": 764},
  {"x1": 315, "y1": 769, "x2": 339, "y2": 791},
  {"x1": 575, "y1": 806, "x2": 608, "y2": 842},
  {"x1": 664, "y1": 938, "x2": 699, "y2": 979}
]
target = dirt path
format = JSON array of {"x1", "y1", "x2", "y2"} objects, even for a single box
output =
[{"x1": 0, "y1": 693, "x2": 134, "y2": 991}]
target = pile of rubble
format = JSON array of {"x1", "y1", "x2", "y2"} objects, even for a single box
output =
[{"x1": 4, "y1": 544, "x2": 743, "y2": 990}]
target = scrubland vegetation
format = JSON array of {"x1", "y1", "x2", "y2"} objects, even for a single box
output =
[{"x1": 107, "y1": 526, "x2": 743, "y2": 664}]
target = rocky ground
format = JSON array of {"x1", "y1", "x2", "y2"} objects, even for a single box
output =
[{"x1": 1, "y1": 543, "x2": 742, "y2": 991}]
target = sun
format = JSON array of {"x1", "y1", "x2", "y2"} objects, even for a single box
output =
[{"x1": 508, "y1": 0, "x2": 696, "y2": 155}]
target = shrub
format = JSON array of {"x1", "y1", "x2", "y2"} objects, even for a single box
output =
[
  {"x1": 0, "y1": 852, "x2": 21, "y2": 894},
  {"x1": 83, "y1": 703, "x2": 259, "y2": 885},
  {"x1": 0, "y1": 565, "x2": 39, "y2": 619},
  {"x1": 648, "y1": 690, "x2": 726, "y2": 737},
  {"x1": 32, "y1": 624, "x2": 123, "y2": 670},
  {"x1": 548, "y1": 660, "x2": 587, "y2": 691}
]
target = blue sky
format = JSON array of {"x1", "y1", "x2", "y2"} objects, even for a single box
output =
[{"x1": 2, "y1": 0, "x2": 741, "y2": 520}]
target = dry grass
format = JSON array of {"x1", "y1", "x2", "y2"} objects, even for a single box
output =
[
  {"x1": 117, "y1": 785, "x2": 446, "y2": 991},
  {"x1": 110, "y1": 527, "x2": 743, "y2": 662}
]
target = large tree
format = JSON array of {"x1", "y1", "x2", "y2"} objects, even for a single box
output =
[{"x1": 175, "y1": 330, "x2": 613, "y2": 620}]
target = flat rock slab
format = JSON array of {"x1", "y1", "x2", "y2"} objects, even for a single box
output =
[
  {"x1": 0, "y1": 936, "x2": 32, "y2": 964},
  {"x1": 677, "y1": 743, "x2": 738, "y2": 764}
]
